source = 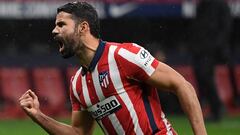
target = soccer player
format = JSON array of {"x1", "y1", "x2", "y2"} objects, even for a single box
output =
[{"x1": 19, "y1": 2, "x2": 207, "y2": 135}]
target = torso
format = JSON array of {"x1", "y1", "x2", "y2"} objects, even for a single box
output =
[{"x1": 70, "y1": 41, "x2": 176, "y2": 135}]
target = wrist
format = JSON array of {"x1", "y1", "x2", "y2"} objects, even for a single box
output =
[{"x1": 29, "y1": 109, "x2": 42, "y2": 121}]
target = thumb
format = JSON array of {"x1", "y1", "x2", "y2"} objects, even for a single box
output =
[
  {"x1": 23, "y1": 103, "x2": 39, "y2": 117},
  {"x1": 23, "y1": 106, "x2": 32, "y2": 112}
]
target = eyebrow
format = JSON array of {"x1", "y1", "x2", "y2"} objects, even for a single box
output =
[{"x1": 56, "y1": 21, "x2": 66, "y2": 26}]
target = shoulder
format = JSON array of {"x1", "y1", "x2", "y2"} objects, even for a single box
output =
[
  {"x1": 107, "y1": 42, "x2": 154, "y2": 67},
  {"x1": 105, "y1": 42, "x2": 143, "y2": 55}
]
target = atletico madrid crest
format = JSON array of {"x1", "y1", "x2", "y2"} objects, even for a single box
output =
[{"x1": 99, "y1": 71, "x2": 109, "y2": 88}]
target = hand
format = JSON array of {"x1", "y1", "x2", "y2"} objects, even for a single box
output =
[{"x1": 19, "y1": 89, "x2": 40, "y2": 118}]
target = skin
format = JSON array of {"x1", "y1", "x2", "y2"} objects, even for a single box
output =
[{"x1": 19, "y1": 11, "x2": 207, "y2": 135}]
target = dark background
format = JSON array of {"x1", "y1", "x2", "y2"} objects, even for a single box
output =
[{"x1": 1, "y1": 18, "x2": 239, "y2": 66}]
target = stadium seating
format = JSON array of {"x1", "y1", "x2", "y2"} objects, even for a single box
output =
[
  {"x1": 64, "y1": 66, "x2": 79, "y2": 110},
  {"x1": 172, "y1": 65, "x2": 213, "y2": 116},
  {"x1": 173, "y1": 65, "x2": 240, "y2": 116},
  {"x1": 32, "y1": 67, "x2": 68, "y2": 117},
  {"x1": 215, "y1": 65, "x2": 236, "y2": 113},
  {"x1": 173, "y1": 65, "x2": 199, "y2": 96},
  {"x1": 0, "y1": 67, "x2": 30, "y2": 119},
  {"x1": 234, "y1": 65, "x2": 240, "y2": 96},
  {"x1": 66, "y1": 66, "x2": 79, "y2": 86},
  {"x1": 0, "y1": 65, "x2": 239, "y2": 119}
]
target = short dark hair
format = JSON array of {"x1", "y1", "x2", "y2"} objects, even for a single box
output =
[{"x1": 57, "y1": 1, "x2": 100, "y2": 38}]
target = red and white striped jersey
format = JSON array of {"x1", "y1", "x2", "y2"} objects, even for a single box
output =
[{"x1": 70, "y1": 40, "x2": 177, "y2": 135}]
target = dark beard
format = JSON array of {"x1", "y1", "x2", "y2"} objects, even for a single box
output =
[
  {"x1": 59, "y1": 26, "x2": 81, "y2": 59},
  {"x1": 61, "y1": 47, "x2": 74, "y2": 58},
  {"x1": 61, "y1": 35, "x2": 76, "y2": 59}
]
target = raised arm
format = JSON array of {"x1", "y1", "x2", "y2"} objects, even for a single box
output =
[
  {"x1": 146, "y1": 62, "x2": 207, "y2": 135},
  {"x1": 19, "y1": 90, "x2": 95, "y2": 135}
]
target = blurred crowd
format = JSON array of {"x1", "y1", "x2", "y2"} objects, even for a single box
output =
[{"x1": 151, "y1": 0, "x2": 240, "y2": 122}]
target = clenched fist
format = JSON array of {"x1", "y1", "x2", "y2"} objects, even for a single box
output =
[{"x1": 19, "y1": 89, "x2": 40, "y2": 118}]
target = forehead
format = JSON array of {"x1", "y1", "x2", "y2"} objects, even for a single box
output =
[{"x1": 55, "y1": 11, "x2": 74, "y2": 23}]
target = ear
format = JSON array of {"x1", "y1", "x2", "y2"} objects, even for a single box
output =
[{"x1": 78, "y1": 21, "x2": 90, "y2": 34}]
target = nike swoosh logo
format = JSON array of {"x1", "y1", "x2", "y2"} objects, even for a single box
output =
[{"x1": 109, "y1": 3, "x2": 137, "y2": 18}]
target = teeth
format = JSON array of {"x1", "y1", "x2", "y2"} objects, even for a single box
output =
[{"x1": 58, "y1": 41, "x2": 64, "y2": 53}]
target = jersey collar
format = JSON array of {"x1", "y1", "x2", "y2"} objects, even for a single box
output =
[{"x1": 81, "y1": 40, "x2": 106, "y2": 76}]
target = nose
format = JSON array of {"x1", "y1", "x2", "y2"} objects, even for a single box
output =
[{"x1": 52, "y1": 27, "x2": 59, "y2": 37}]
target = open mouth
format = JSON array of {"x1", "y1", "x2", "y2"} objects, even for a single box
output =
[
  {"x1": 58, "y1": 40, "x2": 64, "y2": 52},
  {"x1": 54, "y1": 37, "x2": 64, "y2": 52}
]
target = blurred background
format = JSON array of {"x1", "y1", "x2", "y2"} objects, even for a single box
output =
[{"x1": 0, "y1": 0, "x2": 240, "y2": 134}]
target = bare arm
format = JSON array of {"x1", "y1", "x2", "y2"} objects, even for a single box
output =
[
  {"x1": 19, "y1": 90, "x2": 95, "y2": 135},
  {"x1": 146, "y1": 62, "x2": 207, "y2": 135}
]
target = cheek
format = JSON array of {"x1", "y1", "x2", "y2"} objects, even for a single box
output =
[
  {"x1": 66, "y1": 33, "x2": 78, "y2": 45},
  {"x1": 62, "y1": 26, "x2": 75, "y2": 34},
  {"x1": 63, "y1": 29, "x2": 76, "y2": 41}
]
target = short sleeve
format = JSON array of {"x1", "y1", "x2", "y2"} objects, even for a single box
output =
[
  {"x1": 69, "y1": 77, "x2": 82, "y2": 111},
  {"x1": 117, "y1": 43, "x2": 159, "y2": 81}
]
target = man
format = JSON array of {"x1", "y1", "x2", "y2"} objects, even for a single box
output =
[
  {"x1": 19, "y1": 2, "x2": 207, "y2": 135},
  {"x1": 189, "y1": 0, "x2": 233, "y2": 121}
]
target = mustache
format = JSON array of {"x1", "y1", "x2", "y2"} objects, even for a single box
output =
[
  {"x1": 53, "y1": 36, "x2": 65, "y2": 46},
  {"x1": 53, "y1": 35, "x2": 62, "y2": 41}
]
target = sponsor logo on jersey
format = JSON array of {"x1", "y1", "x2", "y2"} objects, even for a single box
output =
[
  {"x1": 137, "y1": 48, "x2": 153, "y2": 67},
  {"x1": 140, "y1": 50, "x2": 149, "y2": 59},
  {"x1": 99, "y1": 71, "x2": 109, "y2": 88},
  {"x1": 88, "y1": 96, "x2": 122, "y2": 120}
]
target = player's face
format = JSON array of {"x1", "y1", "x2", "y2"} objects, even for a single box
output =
[{"x1": 52, "y1": 12, "x2": 79, "y2": 58}]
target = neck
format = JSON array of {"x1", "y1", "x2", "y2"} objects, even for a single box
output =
[{"x1": 76, "y1": 36, "x2": 100, "y2": 68}]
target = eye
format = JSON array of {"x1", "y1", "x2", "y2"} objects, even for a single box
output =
[{"x1": 57, "y1": 22, "x2": 65, "y2": 27}]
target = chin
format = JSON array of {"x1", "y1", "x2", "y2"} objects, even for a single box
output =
[
  {"x1": 61, "y1": 54, "x2": 73, "y2": 59},
  {"x1": 61, "y1": 52, "x2": 75, "y2": 59}
]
